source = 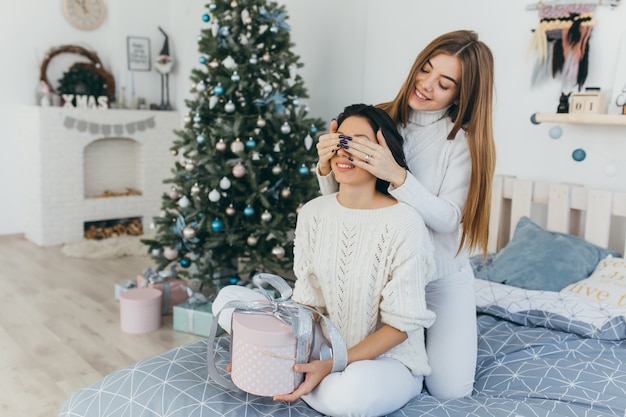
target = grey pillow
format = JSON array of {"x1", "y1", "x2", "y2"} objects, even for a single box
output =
[{"x1": 475, "y1": 216, "x2": 621, "y2": 291}]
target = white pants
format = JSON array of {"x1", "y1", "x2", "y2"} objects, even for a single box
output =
[
  {"x1": 212, "y1": 286, "x2": 423, "y2": 416},
  {"x1": 424, "y1": 261, "x2": 477, "y2": 399}
]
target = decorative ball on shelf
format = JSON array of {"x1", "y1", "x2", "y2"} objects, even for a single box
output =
[
  {"x1": 548, "y1": 126, "x2": 562, "y2": 139},
  {"x1": 232, "y1": 162, "x2": 246, "y2": 178},
  {"x1": 249, "y1": 56, "x2": 258, "y2": 65},
  {"x1": 256, "y1": 116, "x2": 266, "y2": 128},
  {"x1": 208, "y1": 189, "x2": 221, "y2": 202},
  {"x1": 230, "y1": 138, "x2": 245, "y2": 153},
  {"x1": 231, "y1": 71, "x2": 240, "y2": 82},
  {"x1": 310, "y1": 124, "x2": 318, "y2": 135},
  {"x1": 572, "y1": 148, "x2": 587, "y2": 162},
  {"x1": 193, "y1": 114, "x2": 201, "y2": 123},
  {"x1": 163, "y1": 247, "x2": 179, "y2": 260},
  {"x1": 196, "y1": 133, "x2": 206, "y2": 144},
  {"x1": 247, "y1": 235, "x2": 258, "y2": 246},
  {"x1": 271, "y1": 245, "x2": 285, "y2": 258},
  {"x1": 280, "y1": 187, "x2": 291, "y2": 198},
  {"x1": 243, "y1": 205, "x2": 255, "y2": 217},
  {"x1": 261, "y1": 210, "x2": 273, "y2": 222},
  {"x1": 219, "y1": 176, "x2": 232, "y2": 190},
  {"x1": 179, "y1": 258, "x2": 191, "y2": 268},
  {"x1": 298, "y1": 164, "x2": 310, "y2": 175},
  {"x1": 216, "y1": 138, "x2": 227, "y2": 152},
  {"x1": 196, "y1": 80, "x2": 206, "y2": 92},
  {"x1": 199, "y1": 56, "x2": 208, "y2": 65},
  {"x1": 225, "y1": 204, "x2": 236, "y2": 216},
  {"x1": 202, "y1": 13, "x2": 210, "y2": 22},
  {"x1": 605, "y1": 164, "x2": 617, "y2": 177},
  {"x1": 225, "y1": 100, "x2": 235, "y2": 113},
  {"x1": 281, "y1": 122, "x2": 291, "y2": 134},
  {"x1": 213, "y1": 83, "x2": 224, "y2": 95},
  {"x1": 183, "y1": 225, "x2": 197, "y2": 239},
  {"x1": 211, "y1": 218, "x2": 225, "y2": 232},
  {"x1": 272, "y1": 165, "x2": 282, "y2": 175}
]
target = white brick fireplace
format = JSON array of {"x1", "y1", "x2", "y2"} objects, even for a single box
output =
[{"x1": 20, "y1": 106, "x2": 180, "y2": 246}]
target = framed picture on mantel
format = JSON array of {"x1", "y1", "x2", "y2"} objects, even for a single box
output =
[{"x1": 127, "y1": 36, "x2": 151, "y2": 71}]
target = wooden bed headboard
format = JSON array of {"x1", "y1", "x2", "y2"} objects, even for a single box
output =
[{"x1": 487, "y1": 175, "x2": 626, "y2": 255}]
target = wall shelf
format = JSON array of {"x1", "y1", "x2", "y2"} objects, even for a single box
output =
[{"x1": 531, "y1": 112, "x2": 626, "y2": 126}]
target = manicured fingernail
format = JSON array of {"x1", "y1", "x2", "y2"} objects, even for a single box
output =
[
  {"x1": 338, "y1": 134, "x2": 344, "y2": 139},
  {"x1": 343, "y1": 145, "x2": 349, "y2": 149},
  {"x1": 336, "y1": 143, "x2": 342, "y2": 147},
  {"x1": 348, "y1": 157, "x2": 354, "y2": 161},
  {"x1": 339, "y1": 139, "x2": 348, "y2": 144},
  {"x1": 345, "y1": 136, "x2": 353, "y2": 141}
]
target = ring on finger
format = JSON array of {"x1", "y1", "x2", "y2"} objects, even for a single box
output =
[{"x1": 364, "y1": 154, "x2": 371, "y2": 163}]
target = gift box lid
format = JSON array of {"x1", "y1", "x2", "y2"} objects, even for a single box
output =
[
  {"x1": 120, "y1": 288, "x2": 162, "y2": 306},
  {"x1": 232, "y1": 312, "x2": 295, "y2": 347}
]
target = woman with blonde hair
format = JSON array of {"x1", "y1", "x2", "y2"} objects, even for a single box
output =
[{"x1": 316, "y1": 30, "x2": 496, "y2": 400}]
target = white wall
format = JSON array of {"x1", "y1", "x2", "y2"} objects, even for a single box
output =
[{"x1": 2, "y1": 0, "x2": 626, "y2": 236}]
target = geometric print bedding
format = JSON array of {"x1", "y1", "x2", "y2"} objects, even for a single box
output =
[
  {"x1": 58, "y1": 303, "x2": 626, "y2": 417},
  {"x1": 475, "y1": 278, "x2": 626, "y2": 340}
]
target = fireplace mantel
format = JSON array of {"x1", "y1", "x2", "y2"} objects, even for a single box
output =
[{"x1": 20, "y1": 106, "x2": 180, "y2": 246}]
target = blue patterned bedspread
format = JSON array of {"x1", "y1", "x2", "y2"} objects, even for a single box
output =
[{"x1": 59, "y1": 298, "x2": 626, "y2": 417}]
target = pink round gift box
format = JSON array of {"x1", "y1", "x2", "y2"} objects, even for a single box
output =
[
  {"x1": 120, "y1": 288, "x2": 162, "y2": 334},
  {"x1": 230, "y1": 311, "x2": 298, "y2": 397}
]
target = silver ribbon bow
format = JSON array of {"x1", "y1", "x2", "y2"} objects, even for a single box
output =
[
  {"x1": 207, "y1": 273, "x2": 348, "y2": 393},
  {"x1": 142, "y1": 266, "x2": 178, "y2": 314}
]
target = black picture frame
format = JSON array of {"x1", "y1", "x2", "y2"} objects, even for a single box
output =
[{"x1": 127, "y1": 36, "x2": 151, "y2": 71}]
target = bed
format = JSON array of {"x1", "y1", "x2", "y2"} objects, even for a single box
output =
[{"x1": 58, "y1": 175, "x2": 626, "y2": 417}]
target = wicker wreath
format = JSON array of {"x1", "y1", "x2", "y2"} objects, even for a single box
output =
[{"x1": 40, "y1": 44, "x2": 115, "y2": 101}]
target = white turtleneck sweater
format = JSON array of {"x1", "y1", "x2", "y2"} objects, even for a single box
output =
[
  {"x1": 318, "y1": 108, "x2": 471, "y2": 278},
  {"x1": 292, "y1": 194, "x2": 436, "y2": 376}
]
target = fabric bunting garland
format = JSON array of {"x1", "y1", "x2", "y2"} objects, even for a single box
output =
[{"x1": 63, "y1": 116, "x2": 157, "y2": 135}]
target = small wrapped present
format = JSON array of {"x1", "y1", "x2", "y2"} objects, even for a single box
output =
[
  {"x1": 137, "y1": 266, "x2": 188, "y2": 315},
  {"x1": 207, "y1": 273, "x2": 348, "y2": 397},
  {"x1": 173, "y1": 293, "x2": 214, "y2": 337},
  {"x1": 114, "y1": 280, "x2": 136, "y2": 301},
  {"x1": 119, "y1": 288, "x2": 162, "y2": 334}
]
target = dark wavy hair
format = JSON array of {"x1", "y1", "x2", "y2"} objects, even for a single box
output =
[{"x1": 336, "y1": 104, "x2": 408, "y2": 195}]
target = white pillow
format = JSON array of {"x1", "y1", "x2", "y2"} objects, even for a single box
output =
[{"x1": 560, "y1": 255, "x2": 626, "y2": 307}]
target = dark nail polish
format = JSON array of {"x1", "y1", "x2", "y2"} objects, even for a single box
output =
[
  {"x1": 337, "y1": 143, "x2": 342, "y2": 147},
  {"x1": 345, "y1": 136, "x2": 353, "y2": 141},
  {"x1": 338, "y1": 134, "x2": 344, "y2": 139},
  {"x1": 343, "y1": 145, "x2": 349, "y2": 149},
  {"x1": 339, "y1": 139, "x2": 348, "y2": 144},
  {"x1": 348, "y1": 157, "x2": 353, "y2": 161}
]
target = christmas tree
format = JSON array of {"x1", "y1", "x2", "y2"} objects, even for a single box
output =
[{"x1": 142, "y1": 0, "x2": 324, "y2": 288}]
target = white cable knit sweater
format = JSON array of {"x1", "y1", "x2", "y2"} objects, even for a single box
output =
[
  {"x1": 292, "y1": 194, "x2": 436, "y2": 376},
  {"x1": 318, "y1": 108, "x2": 472, "y2": 278}
]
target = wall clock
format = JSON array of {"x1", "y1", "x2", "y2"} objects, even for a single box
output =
[{"x1": 62, "y1": 0, "x2": 106, "y2": 31}]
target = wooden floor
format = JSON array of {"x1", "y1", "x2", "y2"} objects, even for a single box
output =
[{"x1": 0, "y1": 234, "x2": 203, "y2": 417}]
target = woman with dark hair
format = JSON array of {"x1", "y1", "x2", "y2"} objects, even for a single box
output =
[{"x1": 213, "y1": 104, "x2": 436, "y2": 416}]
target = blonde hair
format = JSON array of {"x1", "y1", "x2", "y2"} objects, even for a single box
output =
[{"x1": 378, "y1": 30, "x2": 496, "y2": 256}]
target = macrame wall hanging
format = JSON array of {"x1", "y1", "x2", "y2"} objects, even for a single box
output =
[{"x1": 528, "y1": 3, "x2": 597, "y2": 90}]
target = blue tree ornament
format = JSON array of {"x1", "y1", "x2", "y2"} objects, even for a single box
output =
[
  {"x1": 243, "y1": 205, "x2": 255, "y2": 217},
  {"x1": 211, "y1": 218, "x2": 225, "y2": 232},
  {"x1": 299, "y1": 164, "x2": 309, "y2": 175},
  {"x1": 213, "y1": 84, "x2": 224, "y2": 95},
  {"x1": 179, "y1": 258, "x2": 191, "y2": 268},
  {"x1": 202, "y1": 13, "x2": 210, "y2": 22}
]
